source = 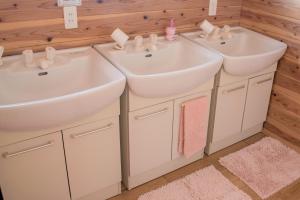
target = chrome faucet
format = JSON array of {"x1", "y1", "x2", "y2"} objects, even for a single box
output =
[
  {"x1": 46, "y1": 47, "x2": 56, "y2": 64},
  {"x1": 148, "y1": 34, "x2": 158, "y2": 51},
  {"x1": 134, "y1": 35, "x2": 145, "y2": 52},
  {"x1": 40, "y1": 47, "x2": 56, "y2": 69},
  {"x1": 220, "y1": 25, "x2": 233, "y2": 39},
  {"x1": 22, "y1": 49, "x2": 34, "y2": 68},
  {"x1": 134, "y1": 34, "x2": 158, "y2": 52}
]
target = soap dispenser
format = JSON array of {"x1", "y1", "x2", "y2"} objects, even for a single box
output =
[{"x1": 166, "y1": 18, "x2": 176, "y2": 41}]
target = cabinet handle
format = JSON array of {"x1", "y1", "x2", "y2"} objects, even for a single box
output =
[
  {"x1": 256, "y1": 77, "x2": 273, "y2": 85},
  {"x1": 2, "y1": 141, "x2": 54, "y2": 159},
  {"x1": 223, "y1": 85, "x2": 245, "y2": 95},
  {"x1": 70, "y1": 123, "x2": 113, "y2": 139},
  {"x1": 135, "y1": 108, "x2": 169, "y2": 120}
]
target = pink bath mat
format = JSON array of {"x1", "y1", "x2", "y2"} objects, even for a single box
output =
[
  {"x1": 219, "y1": 137, "x2": 300, "y2": 199},
  {"x1": 138, "y1": 165, "x2": 251, "y2": 200}
]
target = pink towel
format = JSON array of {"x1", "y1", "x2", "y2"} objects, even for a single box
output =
[{"x1": 178, "y1": 97, "x2": 208, "y2": 158}]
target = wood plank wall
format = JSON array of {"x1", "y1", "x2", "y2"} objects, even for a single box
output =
[
  {"x1": 241, "y1": 0, "x2": 300, "y2": 145},
  {"x1": 0, "y1": 0, "x2": 242, "y2": 56}
]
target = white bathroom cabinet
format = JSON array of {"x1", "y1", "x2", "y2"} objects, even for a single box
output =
[
  {"x1": 0, "y1": 132, "x2": 70, "y2": 200},
  {"x1": 120, "y1": 79, "x2": 214, "y2": 189},
  {"x1": 62, "y1": 117, "x2": 122, "y2": 200},
  {"x1": 212, "y1": 80, "x2": 248, "y2": 143},
  {"x1": 242, "y1": 73, "x2": 274, "y2": 131},
  {"x1": 0, "y1": 101, "x2": 122, "y2": 200},
  {"x1": 206, "y1": 66, "x2": 276, "y2": 154},
  {"x1": 129, "y1": 101, "x2": 173, "y2": 176}
]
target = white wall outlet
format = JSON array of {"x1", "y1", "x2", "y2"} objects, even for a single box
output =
[
  {"x1": 209, "y1": 0, "x2": 218, "y2": 16},
  {"x1": 63, "y1": 6, "x2": 78, "y2": 29},
  {"x1": 58, "y1": 0, "x2": 81, "y2": 7}
]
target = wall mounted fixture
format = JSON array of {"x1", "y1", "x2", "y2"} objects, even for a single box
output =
[{"x1": 209, "y1": 0, "x2": 218, "y2": 16}]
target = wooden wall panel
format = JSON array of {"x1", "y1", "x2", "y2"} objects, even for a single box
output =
[
  {"x1": 241, "y1": 0, "x2": 300, "y2": 145},
  {"x1": 0, "y1": 0, "x2": 242, "y2": 55}
]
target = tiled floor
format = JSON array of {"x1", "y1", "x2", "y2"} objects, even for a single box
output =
[{"x1": 110, "y1": 132, "x2": 300, "y2": 200}]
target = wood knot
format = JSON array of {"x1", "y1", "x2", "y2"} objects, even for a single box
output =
[{"x1": 47, "y1": 37, "x2": 53, "y2": 42}]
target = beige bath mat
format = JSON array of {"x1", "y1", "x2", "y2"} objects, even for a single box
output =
[{"x1": 138, "y1": 165, "x2": 251, "y2": 200}]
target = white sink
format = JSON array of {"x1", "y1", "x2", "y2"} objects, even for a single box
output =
[
  {"x1": 94, "y1": 36, "x2": 223, "y2": 98},
  {"x1": 0, "y1": 47, "x2": 126, "y2": 131},
  {"x1": 182, "y1": 27, "x2": 287, "y2": 76}
]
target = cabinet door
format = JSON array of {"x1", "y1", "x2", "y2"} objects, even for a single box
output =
[
  {"x1": 172, "y1": 92, "x2": 211, "y2": 160},
  {"x1": 0, "y1": 132, "x2": 70, "y2": 200},
  {"x1": 62, "y1": 118, "x2": 121, "y2": 200},
  {"x1": 242, "y1": 73, "x2": 274, "y2": 131},
  {"x1": 212, "y1": 80, "x2": 248, "y2": 142},
  {"x1": 129, "y1": 101, "x2": 173, "y2": 176}
]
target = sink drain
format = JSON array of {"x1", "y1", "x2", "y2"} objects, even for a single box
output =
[{"x1": 38, "y1": 72, "x2": 48, "y2": 76}]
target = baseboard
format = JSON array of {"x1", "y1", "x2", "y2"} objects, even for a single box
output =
[
  {"x1": 126, "y1": 151, "x2": 204, "y2": 189},
  {"x1": 78, "y1": 183, "x2": 121, "y2": 200},
  {"x1": 205, "y1": 123, "x2": 263, "y2": 155}
]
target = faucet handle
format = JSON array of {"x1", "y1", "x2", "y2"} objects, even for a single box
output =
[
  {"x1": 149, "y1": 34, "x2": 158, "y2": 51},
  {"x1": 208, "y1": 27, "x2": 221, "y2": 40},
  {"x1": 22, "y1": 49, "x2": 34, "y2": 67},
  {"x1": 149, "y1": 34, "x2": 158, "y2": 45},
  {"x1": 40, "y1": 59, "x2": 50, "y2": 69},
  {"x1": 0, "y1": 46, "x2": 4, "y2": 66},
  {"x1": 221, "y1": 25, "x2": 232, "y2": 39},
  {"x1": 222, "y1": 25, "x2": 231, "y2": 33},
  {"x1": 46, "y1": 47, "x2": 56, "y2": 63},
  {"x1": 134, "y1": 35, "x2": 144, "y2": 51}
]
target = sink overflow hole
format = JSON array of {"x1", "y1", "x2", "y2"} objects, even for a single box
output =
[
  {"x1": 220, "y1": 41, "x2": 226, "y2": 45},
  {"x1": 145, "y1": 54, "x2": 152, "y2": 58},
  {"x1": 38, "y1": 72, "x2": 48, "y2": 76}
]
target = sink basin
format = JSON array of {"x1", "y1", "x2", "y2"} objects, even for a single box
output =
[
  {"x1": 0, "y1": 47, "x2": 125, "y2": 132},
  {"x1": 94, "y1": 36, "x2": 223, "y2": 98},
  {"x1": 182, "y1": 27, "x2": 287, "y2": 76}
]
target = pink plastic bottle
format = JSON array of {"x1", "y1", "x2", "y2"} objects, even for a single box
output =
[{"x1": 166, "y1": 18, "x2": 176, "y2": 41}]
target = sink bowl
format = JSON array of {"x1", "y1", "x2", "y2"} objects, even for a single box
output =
[
  {"x1": 182, "y1": 27, "x2": 287, "y2": 76},
  {"x1": 0, "y1": 47, "x2": 126, "y2": 132},
  {"x1": 94, "y1": 36, "x2": 223, "y2": 98}
]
